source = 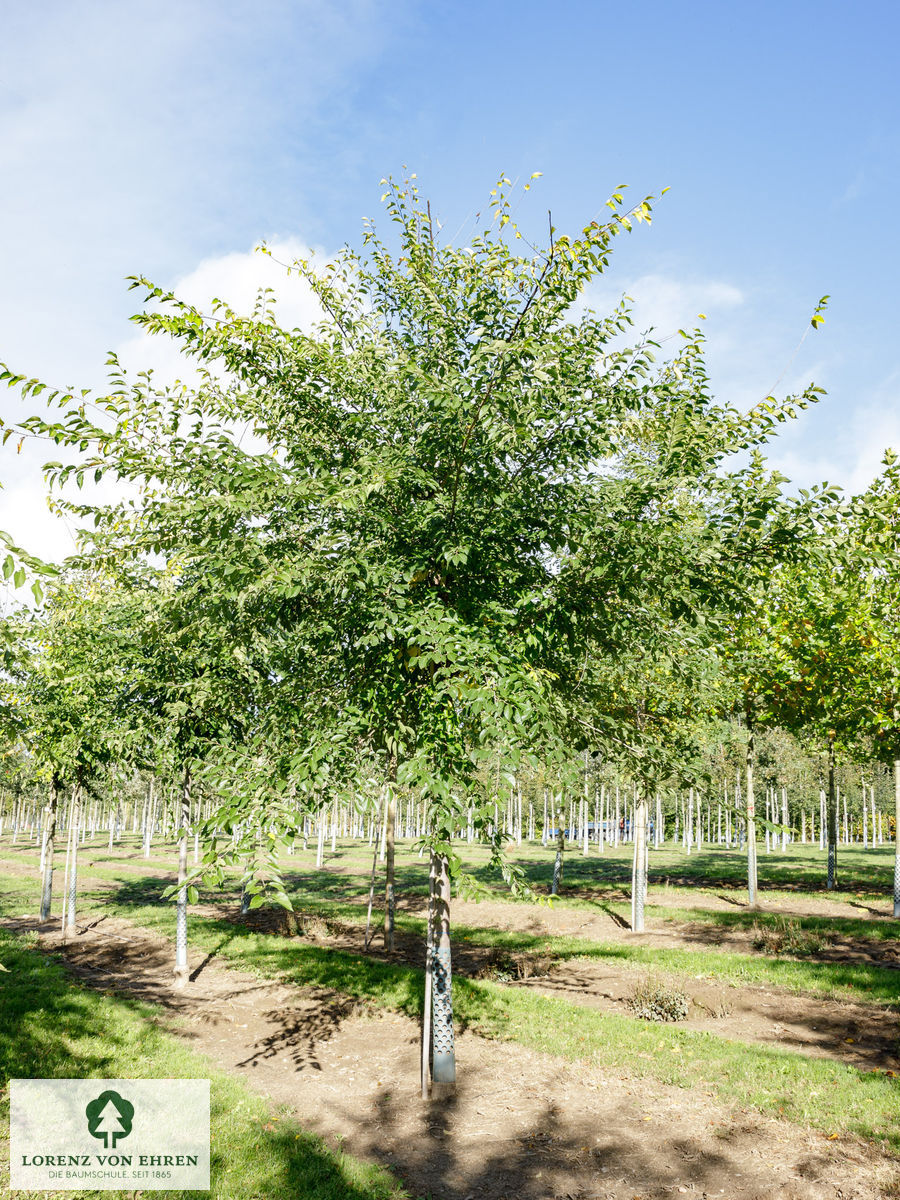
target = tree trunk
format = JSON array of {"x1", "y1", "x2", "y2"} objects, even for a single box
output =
[
  {"x1": 316, "y1": 814, "x2": 326, "y2": 868},
  {"x1": 873, "y1": 787, "x2": 878, "y2": 847},
  {"x1": 764, "y1": 789, "x2": 771, "y2": 853},
  {"x1": 421, "y1": 852, "x2": 435, "y2": 1100},
  {"x1": 582, "y1": 789, "x2": 589, "y2": 857},
  {"x1": 65, "y1": 784, "x2": 80, "y2": 934},
  {"x1": 364, "y1": 785, "x2": 386, "y2": 951},
  {"x1": 893, "y1": 760, "x2": 900, "y2": 919},
  {"x1": 429, "y1": 849, "x2": 456, "y2": 1093},
  {"x1": 174, "y1": 766, "x2": 191, "y2": 988},
  {"x1": 40, "y1": 778, "x2": 59, "y2": 923},
  {"x1": 696, "y1": 791, "x2": 703, "y2": 851},
  {"x1": 655, "y1": 793, "x2": 662, "y2": 849},
  {"x1": 384, "y1": 766, "x2": 397, "y2": 952},
  {"x1": 39, "y1": 804, "x2": 47, "y2": 876},
  {"x1": 685, "y1": 788, "x2": 692, "y2": 854},
  {"x1": 631, "y1": 790, "x2": 648, "y2": 932},
  {"x1": 551, "y1": 803, "x2": 564, "y2": 895},
  {"x1": 143, "y1": 779, "x2": 156, "y2": 858},
  {"x1": 819, "y1": 787, "x2": 826, "y2": 850},
  {"x1": 827, "y1": 737, "x2": 837, "y2": 890},
  {"x1": 780, "y1": 786, "x2": 788, "y2": 851},
  {"x1": 745, "y1": 718, "x2": 758, "y2": 907}
]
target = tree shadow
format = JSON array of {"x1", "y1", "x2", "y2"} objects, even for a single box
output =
[
  {"x1": 233, "y1": 992, "x2": 362, "y2": 1075},
  {"x1": 0, "y1": 926, "x2": 406, "y2": 1199},
  {"x1": 21, "y1": 913, "x2": 373, "y2": 1078},
  {"x1": 315, "y1": 1069, "x2": 850, "y2": 1200},
  {"x1": 598, "y1": 902, "x2": 630, "y2": 929},
  {"x1": 189, "y1": 948, "x2": 220, "y2": 982},
  {"x1": 105, "y1": 873, "x2": 174, "y2": 906},
  {"x1": 5, "y1": 916, "x2": 896, "y2": 1197},
  {"x1": 848, "y1": 898, "x2": 890, "y2": 917}
]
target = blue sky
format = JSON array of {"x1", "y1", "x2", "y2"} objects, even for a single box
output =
[{"x1": 1, "y1": 0, "x2": 898, "y2": 561}]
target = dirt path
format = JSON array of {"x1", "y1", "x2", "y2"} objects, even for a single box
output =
[
  {"x1": 224, "y1": 900, "x2": 900, "y2": 1075},
  {"x1": 513, "y1": 959, "x2": 900, "y2": 1073},
  {"x1": 8, "y1": 851, "x2": 899, "y2": 1079},
  {"x1": 7, "y1": 914, "x2": 899, "y2": 1200},
  {"x1": 440, "y1": 896, "x2": 900, "y2": 965}
]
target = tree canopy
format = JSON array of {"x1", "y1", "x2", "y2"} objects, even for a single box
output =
[{"x1": 0, "y1": 174, "x2": 843, "y2": 890}]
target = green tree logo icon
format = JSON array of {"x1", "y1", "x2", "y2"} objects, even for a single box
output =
[{"x1": 85, "y1": 1090, "x2": 134, "y2": 1149}]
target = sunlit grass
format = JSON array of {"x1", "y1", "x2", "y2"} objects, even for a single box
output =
[
  {"x1": 4, "y1": 839, "x2": 900, "y2": 1153},
  {"x1": 62, "y1": 900, "x2": 900, "y2": 1151},
  {"x1": 3, "y1": 834, "x2": 895, "y2": 916},
  {"x1": 0, "y1": 927, "x2": 406, "y2": 1200}
]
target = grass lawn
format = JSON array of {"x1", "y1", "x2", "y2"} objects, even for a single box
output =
[
  {"x1": 5, "y1": 856, "x2": 899, "y2": 1007},
  {"x1": 3, "y1": 833, "x2": 900, "y2": 1157},
  {"x1": 34, "y1": 896, "x2": 898, "y2": 1153},
  {"x1": 0, "y1": 926, "x2": 406, "y2": 1200},
  {"x1": 4, "y1": 834, "x2": 897, "y2": 905}
]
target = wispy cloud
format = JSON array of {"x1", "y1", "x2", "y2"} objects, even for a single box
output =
[
  {"x1": 0, "y1": 238, "x2": 330, "y2": 564},
  {"x1": 117, "y1": 239, "x2": 327, "y2": 383},
  {"x1": 768, "y1": 368, "x2": 900, "y2": 495},
  {"x1": 582, "y1": 273, "x2": 744, "y2": 340},
  {"x1": 0, "y1": 1, "x2": 391, "y2": 388}
]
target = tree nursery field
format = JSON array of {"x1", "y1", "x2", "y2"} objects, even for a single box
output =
[
  {"x1": 2, "y1": 819, "x2": 899, "y2": 1200},
  {"x1": 2, "y1": 177, "x2": 900, "y2": 1199}
]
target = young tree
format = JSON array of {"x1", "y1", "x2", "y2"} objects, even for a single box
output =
[
  {"x1": 2, "y1": 576, "x2": 120, "y2": 927},
  {"x1": 745, "y1": 534, "x2": 878, "y2": 889},
  {"x1": 5, "y1": 174, "x2": 828, "y2": 1090},
  {"x1": 849, "y1": 452, "x2": 900, "y2": 914}
]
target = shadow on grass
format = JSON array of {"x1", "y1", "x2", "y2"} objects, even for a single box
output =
[
  {"x1": 464, "y1": 844, "x2": 898, "y2": 898},
  {"x1": 0, "y1": 928, "x2": 404, "y2": 1200},
  {"x1": 672, "y1": 906, "x2": 900, "y2": 947},
  {"x1": 106, "y1": 873, "x2": 173, "y2": 906},
  {"x1": 10, "y1": 896, "x2": 900, "y2": 1196},
  {"x1": 5, "y1": 929, "x2": 881, "y2": 1200},
  {"x1": 99, "y1": 852, "x2": 900, "y2": 1025},
  {"x1": 98, "y1": 894, "x2": 900, "y2": 1072}
]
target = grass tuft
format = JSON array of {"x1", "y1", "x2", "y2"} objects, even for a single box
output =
[
  {"x1": 750, "y1": 915, "x2": 828, "y2": 956},
  {"x1": 625, "y1": 975, "x2": 690, "y2": 1022}
]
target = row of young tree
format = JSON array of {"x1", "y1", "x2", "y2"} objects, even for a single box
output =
[
  {"x1": 1, "y1": 175, "x2": 899, "y2": 1094},
  {"x1": 3, "y1": 720, "x2": 897, "y2": 891},
  {"x1": 3, "y1": 726, "x2": 895, "y2": 943},
  {"x1": 5, "y1": 760, "x2": 894, "y2": 860}
]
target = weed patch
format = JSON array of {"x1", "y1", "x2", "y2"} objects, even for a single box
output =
[{"x1": 625, "y1": 976, "x2": 690, "y2": 1022}]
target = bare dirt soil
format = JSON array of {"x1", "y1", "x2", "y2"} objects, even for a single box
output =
[
  {"x1": 6, "y1": 913, "x2": 899, "y2": 1200},
  {"x1": 221, "y1": 897, "x2": 900, "y2": 1074},
  {"x1": 442, "y1": 895, "x2": 900, "y2": 967}
]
